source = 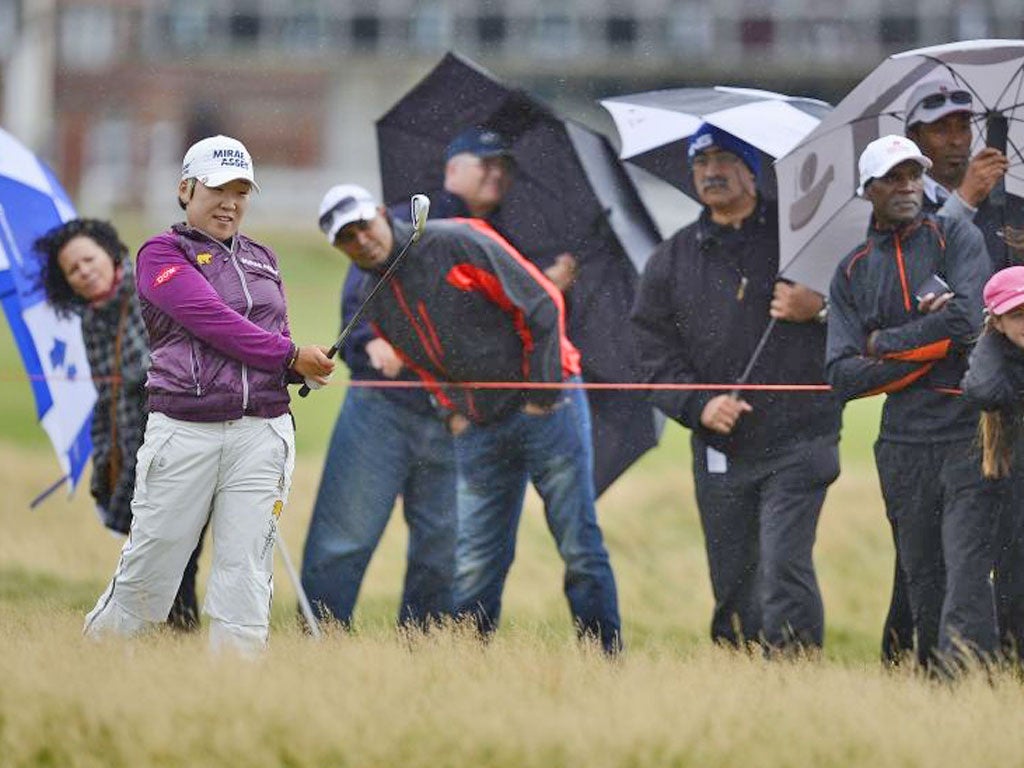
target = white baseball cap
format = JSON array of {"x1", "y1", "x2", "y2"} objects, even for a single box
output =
[
  {"x1": 181, "y1": 135, "x2": 260, "y2": 192},
  {"x1": 318, "y1": 184, "x2": 379, "y2": 244},
  {"x1": 857, "y1": 135, "x2": 932, "y2": 197}
]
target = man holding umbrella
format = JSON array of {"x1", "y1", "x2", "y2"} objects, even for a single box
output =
[
  {"x1": 316, "y1": 184, "x2": 623, "y2": 654},
  {"x1": 631, "y1": 123, "x2": 841, "y2": 652},
  {"x1": 826, "y1": 135, "x2": 998, "y2": 671},
  {"x1": 881, "y1": 79, "x2": 1024, "y2": 663}
]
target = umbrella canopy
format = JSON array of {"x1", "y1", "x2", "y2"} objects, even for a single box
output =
[
  {"x1": 0, "y1": 126, "x2": 95, "y2": 493},
  {"x1": 377, "y1": 52, "x2": 663, "y2": 496},
  {"x1": 600, "y1": 86, "x2": 831, "y2": 198},
  {"x1": 776, "y1": 39, "x2": 1024, "y2": 295}
]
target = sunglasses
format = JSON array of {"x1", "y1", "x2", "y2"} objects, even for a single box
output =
[
  {"x1": 918, "y1": 90, "x2": 972, "y2": 111},
  {"x1": 318, "y1": 195, "x2": 362, "y2": 235}
]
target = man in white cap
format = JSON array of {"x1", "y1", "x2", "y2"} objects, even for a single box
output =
[
  {"x1": 307, "y1": 185, "x2": 623, "y2": 654},
  {"x1": 300, "y1": 184, "x2": 457, "y2": 630},
  {"x1": 826, "y1": 135, "x2": 999, "y2": 672}
]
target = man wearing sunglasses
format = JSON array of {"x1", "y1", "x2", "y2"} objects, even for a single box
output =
[
  {"x1": 307, "y1": 185, "x2": 623, "y2": 654},
  {"x1": 877, "y1": 78, "x2": 1024, "y2": 664}
]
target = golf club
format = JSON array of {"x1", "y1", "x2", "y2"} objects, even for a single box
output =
[{"x1": 299, "y1": 193, "x2": 430, "y2": 398}]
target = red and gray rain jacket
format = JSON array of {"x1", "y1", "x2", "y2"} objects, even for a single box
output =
[
  {"x1": 363, "y1": 217, "x2": 580, "y2": 425},
  {"x1": 826, "y1": 211, "x2": 989, "y2": 443}
]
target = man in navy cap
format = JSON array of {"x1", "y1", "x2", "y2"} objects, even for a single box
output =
[
  {"x1": 631, "y1": 122, "x2": 842, "y2": 653},
  {"x1": 417, "y1": 126, "x2": 577, "y2": 290}
]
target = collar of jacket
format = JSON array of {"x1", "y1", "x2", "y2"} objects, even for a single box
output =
[
  {"x1": 866, "y1": 211, "x2": 926, "y2": 241},
  {"x1": 695, "y1": 195, "x2": 770, "y2": 249},
  {"x1": 435, "y1": 189, "x2": 502, "y2": 221},
  {"x1": 378, "y1": 216, "x2": 416, "y2": 274},
  {"x1": 171, "y1": 222, "x2": 240, "y2": 255}
]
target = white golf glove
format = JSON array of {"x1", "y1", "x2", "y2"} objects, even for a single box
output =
[{"x1": 303, "y1": 372, "x2": 334, "y2": 391}]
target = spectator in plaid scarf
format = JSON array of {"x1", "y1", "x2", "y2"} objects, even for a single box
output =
[{"x1": 36, "y1": 218, "x2": 204, "y2": 631}]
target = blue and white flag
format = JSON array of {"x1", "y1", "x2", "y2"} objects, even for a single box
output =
[{"x1": 0, "y1": 126, "x2": 95, "y2": 492}]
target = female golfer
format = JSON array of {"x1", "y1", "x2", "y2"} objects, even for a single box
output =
[
  {"x1": 84, "y1": 136, "x2": 334, "y2": 651},
  {"x1": 38, "y1": 218, "x2": 205, "y2": 631}
]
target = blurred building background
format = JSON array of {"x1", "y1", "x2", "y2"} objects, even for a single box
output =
[{"x1": 1, "y1": 0, "x2": 1020, "y2": 228}]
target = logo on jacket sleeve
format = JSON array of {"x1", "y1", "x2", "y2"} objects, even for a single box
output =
[{"x1": 153, "y1": 265, "x2": 181, "y2": 287}]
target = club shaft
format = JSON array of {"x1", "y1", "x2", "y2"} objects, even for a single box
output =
[{"x1": 298, "y1": 228, "x2": 420, "y2": 397}]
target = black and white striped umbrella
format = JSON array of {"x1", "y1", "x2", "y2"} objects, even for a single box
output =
[
  {"x1": 776, "y1": 39, "x2": 1024, "y2": 296},
  {"x1": 600, "y1": 86, "x2": 831, "y2": 199}
]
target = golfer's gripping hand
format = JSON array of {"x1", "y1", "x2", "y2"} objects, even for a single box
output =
[{"x1": 293, "y1": 345, "x2": 336, "y2": 386}]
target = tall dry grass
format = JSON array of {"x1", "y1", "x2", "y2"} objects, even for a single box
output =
[{"x1": 4, "y1": 403, "x2": 1024, "y2": 766}]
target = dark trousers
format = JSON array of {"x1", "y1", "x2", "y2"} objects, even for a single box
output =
[
  {"x1": 884, "y1": 473, "x2": 1024, "y2": 663},
  {"x1": 995, "y1": 450, "x2": 1024, "y2": 656},
  {"x1": 875, "y1": 438, "x2": 1001, "y2": 668},
  {"x1": 692, "y1": 433, "x2": 839, "y2": 650}
]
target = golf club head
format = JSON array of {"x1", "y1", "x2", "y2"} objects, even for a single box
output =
[{"x1": 411, "y1": 194, "x2": 430, "y2": 242}]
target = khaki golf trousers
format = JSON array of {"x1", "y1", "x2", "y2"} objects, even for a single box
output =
[{"x1": 84, "y1": 412, "x2": 295, "y2": 653}]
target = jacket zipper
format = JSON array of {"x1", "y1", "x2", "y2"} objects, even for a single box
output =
[
  {"x1": 228, "y1": 250, "x2": 253, "y2": 411},
  {"x1": 893, "y1": 232, "x2": 912, "y2": 312},
  {"x1": 189, "y1": 340, "x2": 201, "y2": 396}
]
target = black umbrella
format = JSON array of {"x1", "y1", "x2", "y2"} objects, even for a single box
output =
[{"x1": 377, "y1": 52, "x2": 663, "y2": 496}]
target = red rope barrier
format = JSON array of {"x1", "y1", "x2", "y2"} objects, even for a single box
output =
[{"x1": 1, "y1": 371, "x2": 832, "y2": 391}]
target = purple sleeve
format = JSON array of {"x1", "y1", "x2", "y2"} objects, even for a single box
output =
[{"x1": 137, "y1": 237, "x2": 293, "y2": 372}]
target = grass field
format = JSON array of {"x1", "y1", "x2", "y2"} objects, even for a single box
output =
[{"x1": 3, "y1": 223, "x2": 1023, "y2": 767}]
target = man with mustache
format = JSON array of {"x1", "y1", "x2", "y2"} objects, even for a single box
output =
[
  {"x1": 826, "y1": 135, "x2": 997, "y2": 672},
  {"x1": 631, "y1": 123, "x2": 841, "y2": 652}
]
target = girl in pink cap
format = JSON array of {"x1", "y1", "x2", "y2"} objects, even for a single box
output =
[
  {"x1": 962, "y1": 266, "x2": 1024, "y2": 478},
  {"x1": 962, "y1": 265, "x2": 1024, "y2": 661}
]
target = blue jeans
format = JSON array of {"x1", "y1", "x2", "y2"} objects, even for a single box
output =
[
  {"x1": 452, "y1": 380, "x2": 622, "y2": 653},
  {"x1": 301, "y1": 387, "x2": 456, "y2": 628}
]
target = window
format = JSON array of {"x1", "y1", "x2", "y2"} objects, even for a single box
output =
[
  {"x1": 0, "y1": 0, "x2": 17, "y2": 59},
  {"x1": 668, "y1": 2, "x2": 714, "y2": 55},
  {"x1": 412, "y1": 2, "x2": 449, "y2": 51},
  {"x1": 878, "y1": 15, "x2": 918, "y2": 47},
  {"x1": 606, "y1": 16, "x2": 637, "y2": 48},
  {"x1": 351, "y1": 14, "x2": 380, "y2": 49},
  {"x1": 740, "y1": 17, "x2": 774, "y2": 48},
  {"x1": 534, "y1": 11, "x2": 578, "y2": 56},
  {"x1": 59, "y1": 6, "x2": 117, "y2": 69},
  {"x1": 955, "y1": 2, "x2": 990, "y2": 40},
  {"x1": 228, "y1": 11, "x2": 261, "y2": 45},
  {"x1": 477, "y1": 14, "x2": 506, "y2": 45}
]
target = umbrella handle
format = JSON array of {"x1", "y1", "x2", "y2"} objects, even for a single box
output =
[{"x1": 730, "y1": 318, "x2": 778, "y2": 398}]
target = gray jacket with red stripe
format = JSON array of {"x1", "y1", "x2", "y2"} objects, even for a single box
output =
[
  {"x1": 826, "y1": 211, "x2": 989, "y2": 443},
  {"x1": 362, "y1": 217, "x2": 580, "y2": 424}
]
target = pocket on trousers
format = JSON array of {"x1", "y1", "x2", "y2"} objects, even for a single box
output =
[
  {"x1": 266, "y1": 415, "x2": 296, "y2": 502},
  {"x1": 133, "y1": 414, "x2": 180, "y2": 498}
]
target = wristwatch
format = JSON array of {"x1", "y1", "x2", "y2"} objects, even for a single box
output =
[{"x1": 815, "y1": 298, "x2": 829, "y2": 324}]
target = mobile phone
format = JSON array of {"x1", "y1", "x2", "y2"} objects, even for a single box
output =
[
  {"x1": 987, "y1": 113, "x2": 1009, "y2": 151},
  {"x1": 915, "y1": 273, "x2": 950, "y2": 302}
]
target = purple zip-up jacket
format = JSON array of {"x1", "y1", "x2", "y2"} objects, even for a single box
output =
[{"x1": 136, "y1": 223, "x2": 296, "y2": 422}]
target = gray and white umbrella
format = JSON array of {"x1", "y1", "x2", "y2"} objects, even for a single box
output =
[
  {"x1": 776, "y1": 38, "x2": 1024, "y2": 296},
  {"x1": 600, "y1": 86, "x2": 831, "y2": 198}
]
